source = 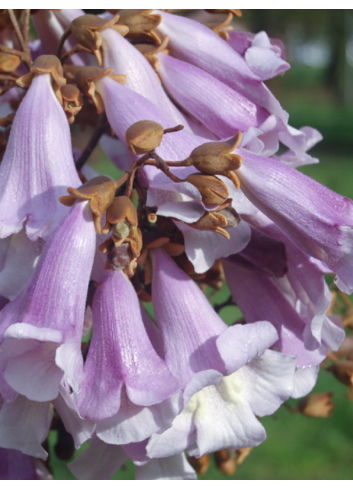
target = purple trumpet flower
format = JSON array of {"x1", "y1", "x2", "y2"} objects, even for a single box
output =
[
  {"x1": 0, "y1": 230, "x2": 44, "y2": 300},
  {"x1": 227, "y1": 30, "x2": 287, "y2": 61},
  {"x1": 0, "y1": 394, "x2": 53, "y2": 459},
  {"x1": 242, "y1": 31, "x2": 290, "y2": 81},
  {"x1": 236, "y1": 150, "x2": 353, "y2": 294},
  {"x1": 147, "y1": 248, "x2": 295, "y2": 457},
  {"x1": 0, "y1": 70, "x2": 81, "y2": 241},
  {"x1": 156, "y1": 52, "x2": 268, "y2": 137},
  {"x1": 223, "y1": 256, "x2": 344, "y2": 398},
  {"x1": 100, "y1": 28, "x2": 192, "y2": 130},
  {"x1": 0, "y1": 201, "x2": 96, "y2": 403},
  {"x1": 0, "y1": 447, "x2": 52, "y2": 480},
  {"x1": 69, "y1": 435, "x2": 196, "y2": 480},
  {"x1": 78, "y1": 270, "x2": 180, "y2": 445},
  {"x1": 91, "y1": 76, "x2": 252, "y2": 268},
  {"x1": 245, "y1": 211, "x2": 345, "y2": 351},
  {"x1": 154, "y1": 10, "x2": 288, "y2": 121}
]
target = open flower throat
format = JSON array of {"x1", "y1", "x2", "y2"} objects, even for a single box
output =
[{"x1": 0, "y1": 8, "x2": 352, "y2": 481}]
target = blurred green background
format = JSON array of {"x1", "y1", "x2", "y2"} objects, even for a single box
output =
[{"x1": 51, "y1": 9, "x2": 353, "y2": 480}]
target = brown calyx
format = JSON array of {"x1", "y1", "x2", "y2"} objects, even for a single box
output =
[
  {"x1": 188, "y1": 203, "x2": 240, "y2": 239},
  {"x1": 328, "y1": 360, "x2": 353, "y2": 388},
  {"x1": 16, "y1": 55, "x2": 66, "y2": 102},
  {"x1": 126, "y1": 120, "x2": 164, "y2": 155},
  {"x1": 188, "y1": 454, "x2": 210, "y2": 477},
  {"x1": 135, "y1": 35, "x2": 169, "y2": 72},
  {"x1": 59, "y1": 176, "x2": 118, "y2": 233},
  {"x1": 209, "y1": 12, "x2": 234, "y2": 42},
  {"x1": 297, "y1": 393, "x2": 335, "y2": 418},
  {"x1": 69, "y1": 14, "x2": 129, "y2": 66},
  {"x1": 74, "y1": 66, "x2": 126, "y2": 114},
  {"x1": 184, "y1": 133, "x2": 242, "y2": 188},
  {"x1": 60, "y1": 84, "x2": 83, "y2": 124},
  {"x1": 117, "y1": 9, "x2": 162, "y2": 44},
  {"x1": 185, "y1": 174, "x2": 229, "y2": 206},
  {"x1": 0, "y1": 52, "x2": 21, "y2": 72}
]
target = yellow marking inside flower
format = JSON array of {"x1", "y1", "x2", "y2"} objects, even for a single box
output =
[{"x1": 184, "y1": 372, "x2": 244, "y2": 422}]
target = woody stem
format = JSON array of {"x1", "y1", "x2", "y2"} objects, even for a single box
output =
[
  {"x1": 149, "y1": 151, "x2": 183, "y2": 183},
  {"x1": 75, "y1": 113, "x2": 109, "y2": 171}
]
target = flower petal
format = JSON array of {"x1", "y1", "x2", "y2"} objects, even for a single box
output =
[
  {"x1": 0, "y1": 395, "x2": 52, "y2": 459},
  {"x1": 0, "y1": 74, "x2": 81, "y2": 240},
  {"x1": 135, "y1": 453, "x2": 196, "y2": 480}
]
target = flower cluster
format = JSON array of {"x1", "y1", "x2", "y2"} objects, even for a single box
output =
[{"x1": 0, "y1": 9, "x2": 351, "y2": 480}]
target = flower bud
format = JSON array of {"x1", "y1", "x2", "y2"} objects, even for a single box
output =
[
  {"x1": 125, "y1": 120, "x2": 164, "y2": 155},
  {"x1": 215, "y1": 449, "x2": 237, "y2": 476},
  {"x1": 0, "y1": 53, "x2": 21, "y2": 73},
  {"x1": 188, "y1": 454, "x2": 210, "y2": 477},
  {"x1": 297, "y1": 393, "x2": 335, "y2": 418},
  {"x1": 328, "y1": 360, "x2": 353, "y2": 388},
  {"x1": 186, "y1": 133, "x2": 242, "y2": 174},
  {"x1": 185, "y1": 174, "x2": 229, "y2": 206}
]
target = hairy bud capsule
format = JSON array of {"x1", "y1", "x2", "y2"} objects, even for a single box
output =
[
  {"x1": 126, "y1": 120, "x2": 164, "y2": 155},
  {"x1": 184, "y1": 133, "x2": 242, "y2": 188},
  {"x1": 297, "y1": 393, "x2": 335, "y2": 418},
  {"x1": 185, "y1": 174, "x2": 229, "y2": 206},
  {"x1": 188, "y1": 454, "x2": 210, "y2": 477}
]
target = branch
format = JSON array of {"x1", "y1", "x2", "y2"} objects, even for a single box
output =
[{"x1": 75, "y1": 113, "x2": 109, "y2": 171}]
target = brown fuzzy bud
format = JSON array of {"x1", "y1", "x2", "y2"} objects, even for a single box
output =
[
  {"x1": 337, "y1": 336, "x2": 353, "y2": 357},
  {"x1": 17, "y1": 55, "x2": 66, "y2": 102},
  {"x1": 185, "y1": 174, "x2": 229, "y2": 206},
  {"x1": 126, "y1": 120, "x2": 164, "y2": 155},
  {"x1": 70, "y1": 14, "x2": 128, "y2": 66},
  {"x1": 59, "y1": 176, "x2": 117, "y2": 233},
  {"x1": 215, "y1": 449, "x2": 237, "y2": 476},
  {"x1": 74, "y1": 66, "x2": 126, "y2": 114},
  {"x1": 0, "y1": 53, "x2": 21, "y2": 72},
  {"x1": 117, "y1": 9, "x2": 162, "y2": 44},
  {"x1": 185, "y1": 133, "x2": 242, "y2": 188},
  {"x1": 189, "y1": 205, "x2": 240, "y2": 239},
  {"x1": 328, "y1": 360, "x2": 353, "y2": 388},
  {"x1": 188, "y1": 454, "x2": 210, "y2": 477},
  {"x1": 297, "y1": 393, "x2": 335, "y2": 418},
  {"x1": 60, "y1": 84, "x2": 83, "y2": 124}
]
